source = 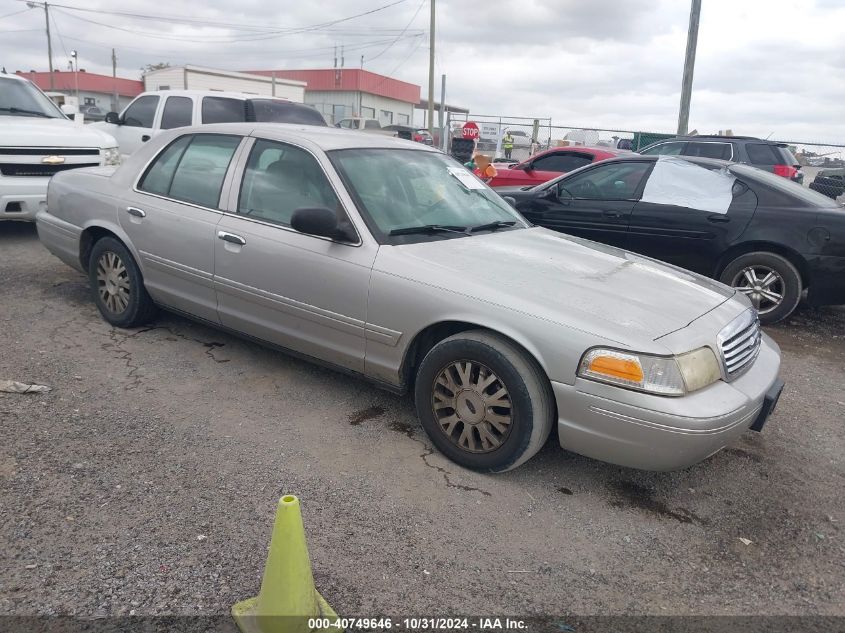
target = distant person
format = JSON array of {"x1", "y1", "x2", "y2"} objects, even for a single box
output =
[{"x1": 502, "y1": 131, "x2": 514, "y2": 160}]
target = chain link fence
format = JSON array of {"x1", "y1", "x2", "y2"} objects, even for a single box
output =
[{"x1": 445, "y1": 112, "x2": 845, "y2": 199}]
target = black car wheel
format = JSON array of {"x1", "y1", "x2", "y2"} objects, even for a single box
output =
[
  {"x1": 88, "y1": 237, "x2": 158, "y2": 328},
  {"x1": 414, "y1": 330, "x2": 554, "y2": 473},
  {"x1": 720, "y1": 252, "x2": 802, "y2": 324}
]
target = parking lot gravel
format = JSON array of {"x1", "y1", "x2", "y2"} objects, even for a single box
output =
[{"x1": 1, "y1": 222, "x2": 843, "y2": 620}]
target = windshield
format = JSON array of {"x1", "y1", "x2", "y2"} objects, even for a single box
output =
[
  {"x1": 247, "y1": 100, "x2": 327, "y2": 126},
  {"x1": 0, "y1": 77, "x2": 65, "y2": 119},
  {"x1": 329, "y1": 148, "x2": 528, "y2": 241}
]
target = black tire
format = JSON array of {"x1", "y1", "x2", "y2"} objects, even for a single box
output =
[
  {"x1": 414, "y1": 330, "x2": 555, "y2": 473},
  {"x1": 88, "y1": 236, "x2": 157, "y2": 327},
  {"x1": 719, "y1": 252, "x2": 802, "y2": 324}
]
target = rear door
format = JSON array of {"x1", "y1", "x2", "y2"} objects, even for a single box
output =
[
  {"x1": 120, "y1": 133, "x2": 244, "y2": 322},
  {"x1": 518, "y1": 160, "x2": 652, "y2": 248},
  {"x1": 625, "y1": 159, "x2": 758, "y2": 275}
]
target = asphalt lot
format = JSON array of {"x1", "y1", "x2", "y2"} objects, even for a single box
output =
[{"x1": 1, "y1": 221, "x2": 843, "y2": 620}]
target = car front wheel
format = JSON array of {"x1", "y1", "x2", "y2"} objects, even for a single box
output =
[
  {"x1": 88, "y1": 236, "x2": 157, "y2": 328},
  {"x1": 414, "y1": 330, "x2": 555, "y2": 473},
  {"x1": 720, "y1": 252, "x2": 802, "y2": 324}
]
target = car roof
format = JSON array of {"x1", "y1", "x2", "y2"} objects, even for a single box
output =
[
  {"x1": 188, "y1": 122, "x2": 439, "y2": 151},
  {"x1": 661, "y1": 134, "x2": 783, "y2": 145},
  {"x1": 0, "y1": 73, "x2": 30, "y2": 83},
  {"x1": 136, "y1": 89, "x2": 292, "y2": 102}
]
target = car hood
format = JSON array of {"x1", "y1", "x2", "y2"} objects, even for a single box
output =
[
  {"x1": 383, "y1": 227, "x2": 736, "y2": 344},
  {"x1": 0, "y1": 116, "x2": 117, "y2": 148}
]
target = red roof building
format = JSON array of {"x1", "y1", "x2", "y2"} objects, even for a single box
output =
[
  {"x1": 246, "y1": 68, "x2": 421, "y2": 126},
  {"x1": 16, "y1": 70, "x2": 143, "y2": 111}
]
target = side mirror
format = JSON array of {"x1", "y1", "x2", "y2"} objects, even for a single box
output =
[
  {"x1": 60, "y1": 104, "x2": 77, "y2": 116},
  {"x1": 291, "y1": 207, "x2": 354, "y2": 242},
  {"x1": 502, "y1": 196, "x2": 516, "y2": 207},
  {"x1": 104, "y1": 111, "x2": 121, "y2": 125}
]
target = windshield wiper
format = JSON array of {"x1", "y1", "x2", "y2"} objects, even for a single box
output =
[
  {"x1": 389, "y1": 224, "x2": 467, "y2": 236},
  {"x1": 0, "y1": 107, "x2": 53, "y2": 118},
  {"x1": 469, "y1": 220, "x2": 517, "y2": 233}
]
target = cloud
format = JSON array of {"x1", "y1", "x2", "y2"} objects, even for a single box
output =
[{"x1": 2, "y1": 0, "x2": 843, "y2": 144}]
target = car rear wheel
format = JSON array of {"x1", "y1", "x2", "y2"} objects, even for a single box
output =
[
  {"x1": 88, "y1": 237, "x2": 157, "y2": 328},
  {"x1": 720, "y1": 252, "x2": 802, "y2": 324},
  {"x1": 414, "y1": 330, "x2": 555, "y2": 473}
]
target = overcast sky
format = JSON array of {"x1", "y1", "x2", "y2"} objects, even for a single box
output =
[{"x1": 2, "y1": 0, "x2": 843, "y2": 143}]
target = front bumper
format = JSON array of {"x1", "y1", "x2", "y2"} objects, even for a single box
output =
[
  {"x1": 0, "y1": 177, "x2": 49, "y2": 221},
  {"x1": 552, "y1": 333, "x2": 782, "y2": 471}
]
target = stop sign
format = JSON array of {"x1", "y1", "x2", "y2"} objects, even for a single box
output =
[{"x1": 461, "y1": 122, "x2": 480, "y2": 140}]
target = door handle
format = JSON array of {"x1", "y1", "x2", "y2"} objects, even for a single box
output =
[
  {"x1": 141, "y1": 135, "x2": 150, "y2": 142},
  {"x1": 217, "y1": 231, "x2": 246, "y2": 246},
  {"x1": 707, "y1": 214, "x2": 730, "y2": 223},
  {"x1": 126, "y1": 207, "x2": 146, "y2": 218},
  {"x1": 602, "y1": 210, "x2": 622, "y2": 218}
]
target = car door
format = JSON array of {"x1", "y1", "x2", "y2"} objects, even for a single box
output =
[
  {"x1": 120, "y1": 133, "x2": 244, "y2": 322},
  {"x1": 518, "y1": 161, "x2": 653, "y2": 248},
  {"x1": 111, "y1": 95, "x2": 161, "y2": 157},
  {"x1": 213, "y1": 137, "x2": 376, "y2": 373},
  {"x1": 625, "y1": 159, "x2": 758, "y2": 275}
]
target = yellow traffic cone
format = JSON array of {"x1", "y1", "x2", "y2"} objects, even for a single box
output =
[{"x1": 232, "y1": 495, "x2": 338, "y2": 633}]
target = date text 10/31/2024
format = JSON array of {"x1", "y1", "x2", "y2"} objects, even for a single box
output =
[{"x1": 307, "y1": 618, "x2": 528, "y2": 630}]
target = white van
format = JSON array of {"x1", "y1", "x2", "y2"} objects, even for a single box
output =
[
  {"x1": 0, "y1": 73, "x2": 119, "y2": 221},
  {"x1": 91, "y1": 90, "x2": 327, "y2": 158}
]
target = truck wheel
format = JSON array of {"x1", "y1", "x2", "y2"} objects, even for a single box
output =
[
  {"x1": 88, "y1": 237, "x2": 157, "y2": 327},
  {"x1": 414, "y1": 330, "x2": 554, "y2": 473},
  {"x1": 720, "y1": 252, "x2": 802, "y2": 324}
]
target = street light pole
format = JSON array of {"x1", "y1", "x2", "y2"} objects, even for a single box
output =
[
  {"x1": 677, "y1": 0, "x2": 702, "y2": 135},
  {"x1": 427, "y1": 0, "x2": 435, "y2": 136},
  {"x1": 70, "y1": 50, "x2": 79, "y2": 107}
]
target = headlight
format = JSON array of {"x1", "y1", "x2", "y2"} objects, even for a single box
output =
[
  {"x1": 102, "y1": 147, "x2": 121, "y2": 166},
  {"x1": 578, "y1": 347, "x2": 721, "y2": 396}
]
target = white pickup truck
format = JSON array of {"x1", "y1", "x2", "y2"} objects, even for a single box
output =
[
  {"x1": 90, "y1": 90, "x2": 327, "y2": 158},
  {"x1": 0, "y1": 73, "x2": 119, "y2": 221}
]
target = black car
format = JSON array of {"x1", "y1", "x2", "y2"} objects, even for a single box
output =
[
  {"x1": 639, "y1": 135, "x2": 803, "y2": 184},
  {"x1": 496, "y1": 155, "x2": 845, "y2": 323}
]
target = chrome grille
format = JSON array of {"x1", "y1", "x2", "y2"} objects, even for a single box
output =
[{"x1": 718, "y1": 310, "x2": 762, "y2": 378}]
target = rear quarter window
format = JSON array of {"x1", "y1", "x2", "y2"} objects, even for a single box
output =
[{"x1": 745, "y1": 143, "x2": 781, "y2": 165}]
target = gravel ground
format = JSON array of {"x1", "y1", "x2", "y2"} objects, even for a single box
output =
[{"x1": 1, "y1": 222, "x2": 843, "y2": 622}]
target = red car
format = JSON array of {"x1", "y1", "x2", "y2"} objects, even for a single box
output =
[{"x1": 481, "y1": 146, "x2": 625, "y2": 188}]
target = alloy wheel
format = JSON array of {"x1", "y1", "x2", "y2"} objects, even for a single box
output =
[
  {"x1": 431, "y1": 360, "x2": 513, "y2": 453},
  {"x1": 96, "y1": 251, "x2": 131, "y2": 315},
  {"x1": 731, "y1": 265, "x2": 784, "y2": 315}
]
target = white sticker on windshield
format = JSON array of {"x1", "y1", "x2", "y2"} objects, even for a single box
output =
[
  {"x1": 447, "y1": 166, "x2": 485, "y2": 190},
  {"x1": 640, "y1": 156, "x2": 735, "y2": 214}
]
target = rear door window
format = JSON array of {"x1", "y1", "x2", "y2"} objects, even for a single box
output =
[
  {"x1": 640, "y1": 141, "x2": 686, "y2": 156},
  {"x1": 685, "y1": 142, "x2": 732, "y2": 160},
  {"x1": 746, "y1": 143, "x2": 781, "y2": 165},
  {"x1": 122, "y1": 95, "x2": 159, "y2": 128},
  {"x1": 160, "y1": 96, "x2": 193, "y2": 130},
  {"x1": 201, "y1": 97, "x2": 246, "y2": 124},
  {"x1": 139, "y1": 134, "x2": 241, "y2": 208}
]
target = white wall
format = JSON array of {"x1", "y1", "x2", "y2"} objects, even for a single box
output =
[
  {"x1": 143, "y1": 66, "x2": 306, "y2": 102},
  {"x1": 304, "y1": 90, "x2": 416, "y2": 125}
]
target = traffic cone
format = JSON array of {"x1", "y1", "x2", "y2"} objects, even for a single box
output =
[{"x1": 232, "y1": 495, "x2": 338, "y2": 633}]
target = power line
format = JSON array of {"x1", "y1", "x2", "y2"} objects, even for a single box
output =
[
  {"x1": 366, "y1": 0, "x2": 425, "y2": 63},
  {"x1": 34, "y1": 0, "x2": 411, "y2": 35},
  {"x1": 0, "y1": 6, "x2": 33, "y2": 19}
]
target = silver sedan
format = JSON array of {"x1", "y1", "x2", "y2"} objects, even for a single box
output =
[{"x1": 36, "y1": 123, "x2": 784, "y2": 472}]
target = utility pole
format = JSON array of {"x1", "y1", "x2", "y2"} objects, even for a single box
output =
[
  {"x1": 27, "y1": 1, "x2": 55, "y2": 89},
  {"x1": 427, "y1": 0, "x2": 435, "y2": 136},
  {"x1": 438, "y1": 73, "x2": 446, "y2": 148},
  {"x1": 677, "y1": 0, "x2": 702, "y2": 135},
  {"x1": 111, "y1": 48, "x2": 118, "y2": 111}
]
